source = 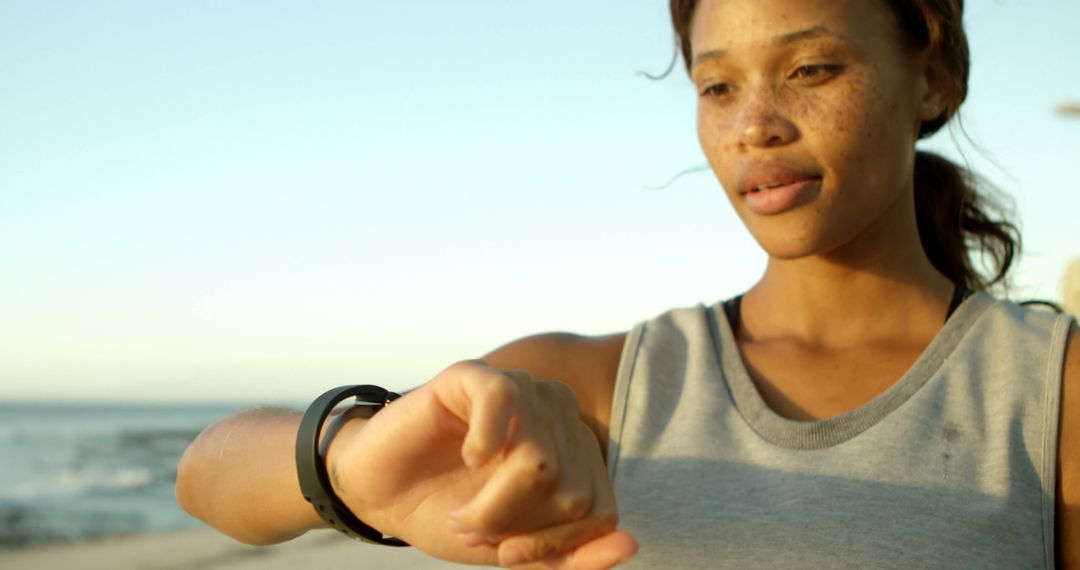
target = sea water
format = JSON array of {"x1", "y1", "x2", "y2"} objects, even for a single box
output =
[{"x1": 0, "y1": 402, "x2": 279, "y2": 549}]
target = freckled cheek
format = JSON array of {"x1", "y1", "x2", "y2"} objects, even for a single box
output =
[
  {"x1": 696, "y1": 106, "x2": 738, "y2": 165},
  {"x1": 803, "y1": 87, "x2": 882, "y2": 180},
  {"x1": 812, "y1": 89, "x2": 875, "y2": 143},
  {"x1": 697, "y1": 107, "x2": 728, "y2": 149},
  {"x1": 849, "y1": 88, "x2": 910, "y2": 170}
]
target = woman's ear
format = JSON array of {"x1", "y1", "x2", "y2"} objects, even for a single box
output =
[{"x1": 917, "y1": 49, "x2": 952, "y2": 123}]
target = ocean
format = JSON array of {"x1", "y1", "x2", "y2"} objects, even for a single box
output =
[{"x1": 0, "y1": 402, "x2": 283, "y2": 550}]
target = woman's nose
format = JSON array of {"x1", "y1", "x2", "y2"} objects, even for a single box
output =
[{"x1": 735, "y1": 87, "x2": 799, "y2": 150}]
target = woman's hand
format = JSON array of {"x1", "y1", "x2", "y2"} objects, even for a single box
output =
[{"x1": 325, "y1": 360, "x2": 638, "y2": 568}]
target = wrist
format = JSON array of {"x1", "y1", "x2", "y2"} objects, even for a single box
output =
[
  {"x1": 322, "y1": 407, "x2": 372, "y2": 499},
  {"x1": 295, "y1": 385, "x2": 408, "y2": 546}
]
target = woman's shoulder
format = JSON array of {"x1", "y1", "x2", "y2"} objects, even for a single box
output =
[
  {"x1": 953, "y1": 292, "x2": 1072, "y2": 344},
  {"x1": 1056, "y1": 320, "x2": 1080, "y2": 564},
  {"x1": 477, "y1": 302, "x2": 716, "y2": 379},
  {"x1": 482, "y1": 332, "x2": 627, "y2": 379},
  {"x1": 477, "y1": 302, "x2": 724, "y2": 389}
]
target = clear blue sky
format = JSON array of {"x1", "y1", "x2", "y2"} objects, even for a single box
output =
[{"x1": 2, "y1": 1, "x2": 1078, "y2": 403}]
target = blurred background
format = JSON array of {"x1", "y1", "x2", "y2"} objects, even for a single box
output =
[{"x1": 1, "y1": 0, "x2": 1078, "y2": 561}]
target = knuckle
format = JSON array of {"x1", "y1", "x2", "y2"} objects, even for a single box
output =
[
  {"x1": 538, "y1": 379, "x2": 579, "y2": 409},
  {"x1": 513, "y1": 536, "x2": 559, "y2": 564},
  {"x1": 572, "y1": 420, "x2": 597, "y2": 443},
  {"x1": 555, "y1": 493, "x2": 592, "y2": 520},
  {"x1": 446, "y1": 358, "x2": 485, "y2": 376},
  {"x1": 480, "y1": 375, "x2": 520, "y2": 409},
  {"x1": 515, "y1": 447, "x2": 558, "y2": 488},
  {"x1": 525, "y1": 463, "x2": 558, "y2": 489},
  {"x1": 503, "y1": 368, "x2": 535, "y2": 383},
  {"x1": 462, "y1": 435, "x2": 493, "y2": 458},
  {"x1": 467, "y1": 510, "x2": 505, "y2": 534},
  {"x1": 441, "y1": 359, "x2": 492, "y2": 389},
  {"x1": 506, "y1": 370, "x2": 542, "y2": 405},
  {"x1": 594, "y1": 507, "x2": 619, "y2": 531}
]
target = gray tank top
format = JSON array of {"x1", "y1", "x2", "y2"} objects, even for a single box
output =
[{"x1": 607, "y1": 293, "x2": 1074, "y2": 568}]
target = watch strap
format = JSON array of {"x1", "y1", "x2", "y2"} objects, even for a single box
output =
[{"x1": 295, "y1": 384, "x2": 409, "y2": 546}]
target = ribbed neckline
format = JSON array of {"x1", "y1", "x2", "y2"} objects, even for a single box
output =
[{"x1": 706, "y1": 292, "x2": 995, "y2": 450}]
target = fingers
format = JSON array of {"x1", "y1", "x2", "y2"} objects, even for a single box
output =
[
  {"x1": 495, "y1": 422, "x2": 622, "y2": 566},
  {"x1": 451, "y1": 377, "x2": 589, "y2": 534},
  {"x1": 434, "y1": 361, "x2": 531, "y2": 469},
  {"x1": 459, "y1": 366, "x2": 522, "y2": 469},
  {"x1": 451, "y1": 373, "x2": 568, "y2": 531},
  {"x1": 558, "y1": 531, "x2": 639, "y2": 570},
  {"x1": 498, "y1": 517, "x2": 610, "y2": 567},
  {"x1": 494, "y1": 420, "x2": 598, "y2": 535},
  {"x1": 504, "y1": 531, "x2": 639, "y2": 570},
  {"x1": 434, "y1": 361, "x2": 631, "y2": 566},
  {"x1": 450, "y1": 428, "x2": 561, "y2": 531}
]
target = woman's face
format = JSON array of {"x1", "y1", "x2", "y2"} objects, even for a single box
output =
[{"x1": 691, "y1": 0, "x2": 940, "y2": 260}]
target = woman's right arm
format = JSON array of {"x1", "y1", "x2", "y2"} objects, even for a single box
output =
[
  {"x1": 177, "y1": 334, "x2": 635, "y2": 568},
  {"x1": 176, "y1": 408, "x2": 330, "y2": 545}
]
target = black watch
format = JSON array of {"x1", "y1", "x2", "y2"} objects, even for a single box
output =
[{"x1": 295, "y1": 384, "x2": 409, "y2": 546}]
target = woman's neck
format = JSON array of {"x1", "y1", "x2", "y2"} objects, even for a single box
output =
[{"x1": 742, "y1": 197, "x2": 955, "y2": 349}]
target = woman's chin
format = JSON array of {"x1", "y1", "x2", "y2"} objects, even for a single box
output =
[{"x1": 746, "y1": 226, "x2": 838, "y2": 262}]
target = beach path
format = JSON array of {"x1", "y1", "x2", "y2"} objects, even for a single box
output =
[{"x1": 0, "y1": 528, "x2": 487, "y2": 569}]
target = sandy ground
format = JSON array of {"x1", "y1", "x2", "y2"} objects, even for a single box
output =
[{"x1": 0, "y1": 528, "x2": 490, "y2": 570}]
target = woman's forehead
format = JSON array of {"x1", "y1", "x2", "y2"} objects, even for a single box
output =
[{"x1": 688, "y1": 0, "x2": 896, "y2": 57}]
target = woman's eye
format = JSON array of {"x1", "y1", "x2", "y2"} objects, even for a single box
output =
[
  {"x1": 789, "y1": 64, "x2": 843, "y2": 84},
  {"x1": 700, "y1": 83, "x2": 733, "y2": 98}
]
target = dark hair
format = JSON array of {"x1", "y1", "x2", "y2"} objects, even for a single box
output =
[{"x1": 669, "y1": 0, "x2": 1020, "y2": 291}]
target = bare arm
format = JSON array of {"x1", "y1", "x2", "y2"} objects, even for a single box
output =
[
  {"x1": 176, "y1": 408, "x2": 329, "y2": 545},
  {"x1": 1057, "y1": 322, "x2": 1080, "y2": 567},
  {"x1": 175, "y1": 333, "x2": 635, "y2": 568}
]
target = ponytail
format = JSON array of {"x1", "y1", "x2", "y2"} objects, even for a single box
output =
[{"x1": 913, "y1": 151, "x2": 1019, "y2": 291}]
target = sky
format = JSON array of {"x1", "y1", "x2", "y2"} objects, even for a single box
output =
[{"x1": 2, "y1": 0, "x2": 1078, "y2": 403}]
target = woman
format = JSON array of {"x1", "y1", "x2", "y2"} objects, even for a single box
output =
[{"x1": 177, "y1": 0, "x2": 1080, "y2": 567}]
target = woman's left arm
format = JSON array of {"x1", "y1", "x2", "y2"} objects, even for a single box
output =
[{"x1": 1057, "y1": 322, "x2": 1080, "y2": 567}]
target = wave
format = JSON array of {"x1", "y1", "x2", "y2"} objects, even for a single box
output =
[
  {"x1": 0, "y1": 467, "x2": 154, "y2": 501},
  {"x1": 0, "y1": 403, "x2": 251, "y2": 549}
]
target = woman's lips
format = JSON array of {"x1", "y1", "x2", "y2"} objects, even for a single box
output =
[{"x1": 744, "y1": 177, "x2": 822, "y2": 216}]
